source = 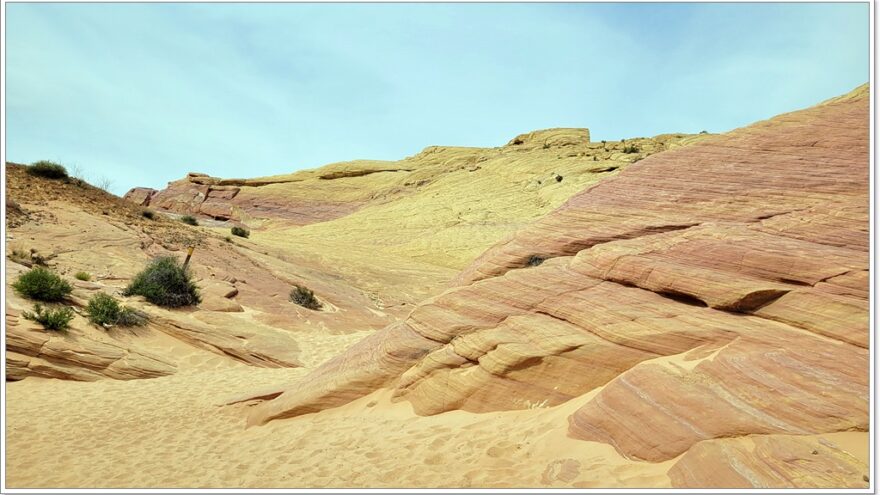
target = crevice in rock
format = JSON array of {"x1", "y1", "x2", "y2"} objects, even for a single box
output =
[
  {"x1": 318, "y1": 169, "x2": 413, "y2": 180},
  {"x1": 655, "y1": 290, "x2": 709, "y2": 307},
  {"x1": 487, "y1": 222, "x2": 703, "y2": 282},
  {"x1": 532, "y1": 310, "x2": 665, "y2": 358},
  {"x1": 716, "y1": 289, "x2": 791, "y2": 313}
]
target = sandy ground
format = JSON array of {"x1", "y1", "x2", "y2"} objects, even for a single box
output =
[
  {"x1": 5, "y1": 326, "x2": 671, "y2": 489},
  {"x1": 5, "y1": 328, "x2": 869, "y2": 489}
]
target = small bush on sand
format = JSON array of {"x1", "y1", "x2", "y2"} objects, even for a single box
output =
[
  {"x1": 142, "y1": 209, "x2": 155, "y2": 220},
  {"x1": 13, "y1": 267, "x2": 72, "y2": 302},
  {"x1": 26, "y1": 161, "x2": 68, "y2": 179},
  {"x1": 23, "y1": 304, "x2": 75, "y2": 331},
  {"x1": 180, "y1": 215, "x2": 198, "y2": 226},
  {"x1": 231, "y1": 226, "x2": 249, "y2": 238},
  {"x1": 75, "y1": 271, "x2": 91, "y2": 281},
  {"x1": 123, "y1": 256, "x2": 200, "y2": 307},
  {"x1": 290, "y1": 284, "x2": 322, "y2": 310},
  {"x1": 86, "y1": 293, "x2": 147, "y2": 327}
]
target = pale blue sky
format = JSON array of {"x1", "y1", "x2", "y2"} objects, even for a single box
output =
[{"x1": 5, "y1": 3, "x2": 869, "y2": 195}]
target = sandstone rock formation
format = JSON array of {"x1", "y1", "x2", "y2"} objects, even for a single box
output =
[
  {"x1": 667, "y1": 434, "x2": 868, "y2": 488},
  {"x1": 4, "y1": 163, "x2": 397, "y2": 380},
  {"x1": 6, "y1": 300, "x2": 177, "y2": 381},
  {"x1": 241, "y1": 85, "x2": 869, "y2": 488},
  {"x1": 125, "y1": 130, "x2": 708, "y2": 309}
]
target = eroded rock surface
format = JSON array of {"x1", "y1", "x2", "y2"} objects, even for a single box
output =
[
  {"x1": 243, "y1": 85, "x2": 869, "y2": 488},
  {"x1": 667, "y1": 434, "x2": 868, "y2": 488},
  {"x1": 6, "y1": 303, "x2": 177, "y2": 382}
]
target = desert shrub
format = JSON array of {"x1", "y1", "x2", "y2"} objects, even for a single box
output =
[
  {"x1": 224, "y1": 236, "x2": 232, "y2": 243},
  {"x1": 13, "y1": 267, "x2": 72, "y2": 302},
  {"x1": 23, "y1": 304, "x2": 75, "y2": 331},
  {"x1": 117, "y1": 307, "x2": 149, "y2": 327},
  {"x1": 26, "y1": 160, "x2": 68, "y2": 179},
  {"x1": 526, "y1": 255, "x2": 545, "y2": 267},
  {"x1": 86, "y1": 293, "x2": 147, "y2": 327},
  {"x1": 75, "y1": 271, "x2": 91, "y2": 281},
  {"x1": 123, "y1": 256, "x2": 200, "y2": 307},
  {"x1": 290, "y1": 284, "x2": 322, "y2": 310},
  {"x1": 231, "y1": 226, "x2": 249, "y2": 238},
  {"x1": 86, "y1": 292, "x2": 122, "y2": 326},
  {"x1": 180, "y1": 215, "x2": 198, "y2": 226},
  {"x1": 700, "y1": 130, "x2": 709, "y2": 134},
  {"x1": 9, "y1": 248, "x2": 30, "y2": 264},
  {"x1": 623, "y1": 144, "x2": 640, "y2": 154},
  {"x1": 142, "y1": 209, "x2": 155, "y2": 220}
]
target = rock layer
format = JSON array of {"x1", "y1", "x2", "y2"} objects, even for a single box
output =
[
  {"x1": 243, "y1": 84, "x2": 869, "y2": 487},
  {"x1": 6, "y1": 305, "x2": 177, "y2": 381},
  {"x1": 667, "y1": 434, "x2": 868, "y2": 488}
]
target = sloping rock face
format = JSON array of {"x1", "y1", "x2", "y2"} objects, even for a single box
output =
[
  {"x1": 125, "y1": 131, "x2": 706, "y2": 284},
  {"x1": 667, "y1": 434, "x2": 868, "y2": 488},
  {"x1": 5, "y1": 164, "x2": 399, "y2": 381},
  {"x1": 6, "y1": 304, "x2": 177, "y2": 382},
  {"x1": 243, "y1": 85, "x2": 869, "y2": 486},
  {"x1": 123, "y1": 187, "x2": 158, "y2": 207}
]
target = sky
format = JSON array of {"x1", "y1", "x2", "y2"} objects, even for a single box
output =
[{"x1": 4, "y1": 2, "x2": 870, "y2": 195}]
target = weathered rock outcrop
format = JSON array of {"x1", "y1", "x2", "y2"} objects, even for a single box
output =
[
  {"x1": 667, "y1": 434, "x2": 868, "y2": 488},
  {"x1": 6, "y1": 305, "x2": 177, "y2": 381},
  {"x1": 5, "y1": 164, "x2": 401, "y2": 381},
  {"x1": 124, "y1": 132, "x2": 707, "y2": 297},
  {"x1": 124, "y1": 187, "x2": 158, "y2": 207},
  {"x1": 242, "y1": 84, "x2": 869, "y2": 488}
]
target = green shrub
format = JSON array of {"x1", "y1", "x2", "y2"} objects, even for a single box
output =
[
  {"x1": 26, "y1": 161, "x2": 68, "y2": 179},
  {"x1": 22, "y1": 304, "x2": 75, "y2": 331},
  {"x1": 180, "y1": 215, "x2": 198, "y2": 226},
  {"x1": 75, "y1": 271, "x2": 91, "y2": 281},
  {"x1": 142, "y1": 210, "x2": 155, "y2": 220},
  {"x1": 117, "y1": 307, "x2": 148, "y2": 327},
  {"x1": 231, "y1": 226, "x2": 249, "y2": 238},
  {"x1": 86, "y1": 293, "x2": 147, "y2": 327},
  {"x1": 123, "y1": 256, "x2": 201, "y2": 307},
  {"x1": 13, "y1": 267, "x2": 72, "y2": 302},
  {"x1": 290, "y1": 284, "x2": 322, "y2": 310},
  {"x1": 86, "y1": 293, "x2": 122, "y2": 326},
  {"x1": 224, "y1": 236, "x2": 232, "y2": 243}
]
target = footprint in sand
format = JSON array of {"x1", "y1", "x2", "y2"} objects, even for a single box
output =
[
  {"x1": 541, "y1": 458, "x2": 582, "y2": 484},
  {"x1": 429, "y1": 436, "x2": 448, "y2": 448},
  {"x1": 423, "y1": 453, "x2": 446, "y2": 465},
  {"x1": 486, "y1": 441, "x2": 514, "y2": 458}
]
